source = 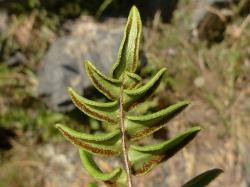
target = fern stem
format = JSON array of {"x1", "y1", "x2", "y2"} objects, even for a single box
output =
[{"x1": 119, "y1": 84, "x2": 133, "y2": 187}]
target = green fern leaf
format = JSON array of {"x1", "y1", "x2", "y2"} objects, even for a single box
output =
[
  {"x1": 123, "y1": 72, "x2": 142, "y2": 89},
  {"x1": 79, "y1": 149, "x2": 122, "y2": 181},
  {"x1": 68, "y1": 87, "x2": 119, "y2": 124},
  {"x1": 56, "y1": 5, "x2": 221, "y2": 186},
  {"x1": 182, "y1": 168, "x2": 223, "y2": 187},
  {"x1": 80, "y1": 149, "x2": 127, "y2": 187},
  {"x1": 56, "y1": 124, "x2": 120, "y2": 142},
  {"x1": 56, "y1": 124, "x2": 121, "y2": 156},
  {"x1": 111, "y1": 6, "x2": 142, "y2": 79},
  {"x1": 129, "y1": 127, "x2": 201, "y2": 175},
  {"x1": 126, "y1": 101, "x2": 190, "y2": 140},
  {"x1": 85, "y1": 61, "x2": 121, "y2": 100},
  {"x1": 124, "y1": 68, "x2": 166, "y2": 107}
]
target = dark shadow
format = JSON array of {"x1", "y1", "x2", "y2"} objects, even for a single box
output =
[{"x1": 0, "y1": 127, "x2": 16, "y2": 151}]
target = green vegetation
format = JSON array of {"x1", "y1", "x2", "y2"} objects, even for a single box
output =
[
  {"x1": 0, "y1": 63, "x2": 77, "y2": 140},
  {"x1": 56, "y1": 7, "x2": 222, "y2": 187}
]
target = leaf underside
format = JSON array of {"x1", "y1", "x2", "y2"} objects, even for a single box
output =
[
  {"x1": 124, "y1": 68, "x2": 166, "y2": 108},
  {"x1": 129, "y1": 127, "x2": 201, "y2": 175},
  {"x1": 111, "y1": 6, "x2": 142, "y2": 79},
  {"x1": 56, "y1": 124, "x2": 121, "y2": 156},
  {"x1": 85, "y1": 61, "x2": 121, "y2": 100},
  {"x1": 126, "y1": 101, "x2": 190, "y2": 140},
  {"x1": 68, "y1": 87, "x2": 119, "y2": 124}
]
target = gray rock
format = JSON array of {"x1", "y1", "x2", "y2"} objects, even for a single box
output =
[
  {"x1": 38, "y1": 17, "x2": 130, "y2": 112},
  {"x1": 38, "y1": 143, "x2": 85, "y2": 187}
]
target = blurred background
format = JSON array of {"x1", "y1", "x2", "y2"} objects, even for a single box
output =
[{"x1": 0, "y1": 0, "x2": 250, "y2": 186}]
